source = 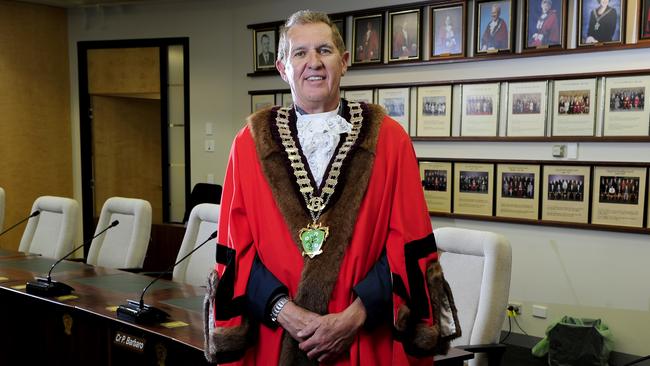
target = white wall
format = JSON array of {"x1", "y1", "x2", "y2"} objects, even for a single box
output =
[{"x1": 68, "y1": 0, "x2": 650, "y2": 356}]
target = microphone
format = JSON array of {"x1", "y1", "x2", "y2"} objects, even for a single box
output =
[
  {"x1": 116, "y1": 229, "x2": 218, "y2": 325},
  {"x1": 26, "y1": 220, "x2": 120, "y2": 297},
  {"x1": 0, "y1": 210, "x2": 40, "y2": 238}
]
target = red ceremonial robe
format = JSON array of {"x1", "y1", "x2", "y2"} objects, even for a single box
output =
[{"x1": 204, "y1": 102, "x2": 459, "y2": 365}]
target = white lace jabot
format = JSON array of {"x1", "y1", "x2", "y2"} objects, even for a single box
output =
[{"x1": 295, "y1": 106, "x2": 352, "y2": 186}]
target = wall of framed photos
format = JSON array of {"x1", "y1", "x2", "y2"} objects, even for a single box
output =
[{"x1": 241, "y1": 0, "x2": 650, "y2": 357}]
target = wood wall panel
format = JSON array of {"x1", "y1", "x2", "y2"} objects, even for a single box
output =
[
  {"x1": 87, "y1": 47, "x2": 160, "y2": 95},
  {"x1": 0, "y1": 1, "x2": 72, "y2": 249},
  {"x1": 91, "y1": 95, "x2": 163, "y2": 223}
]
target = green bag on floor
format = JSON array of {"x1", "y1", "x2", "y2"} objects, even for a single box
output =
[{"x1": 532, "y1": 316, "x2": 613, "y2": 366}]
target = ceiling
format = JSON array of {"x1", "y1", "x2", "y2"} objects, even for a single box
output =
[{"x1": 14, "y1": 0, "x2": 184, "y2": 8}]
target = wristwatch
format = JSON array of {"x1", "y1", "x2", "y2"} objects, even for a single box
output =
[{"x1": 270, "y1": 295, "x2": 290, "y2": 323}]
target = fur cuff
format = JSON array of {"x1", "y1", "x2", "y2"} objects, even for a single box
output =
[
  {"x1": 394, "y1": 261, "x2": 461, "y2": 356},
  {"x1": 203, "y1": 270, "x2": 255, "y2": 363}
]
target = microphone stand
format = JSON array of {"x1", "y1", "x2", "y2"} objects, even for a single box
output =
[
  {"x1": 116, "y1": 230, "x2": 218, "y2": 325},
  {"x1": 26, "y1": 220, "x2": 120, "y2": 297},
  {"x1": 0, "y1": 211, "x2": 40, "y2": 238}
]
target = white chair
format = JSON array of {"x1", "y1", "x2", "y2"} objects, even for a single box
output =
[
  {"x1": 434, "y1": 227, "x2": 512, "y2": 366},
  {"x1": 86, "y1": 197, "x2": 152, "y2": 269},
  {"x1": 18, "y1": 196, "x2": 79, "y2": 259},
  {"x1": 173, "y1": 203, "x2": 219, "y2": 286},
  {"x1": 0, "y1": 187, "x2": 5, "y2": 232}
]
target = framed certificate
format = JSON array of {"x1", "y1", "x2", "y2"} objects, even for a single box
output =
[
  {"x1": 496, "y1": 164, "x2": 540, "y2": 220},
  {"x1": 416, "y1": 85, "x2": 452, "y2": 137},
  {"x1": 552, "y1": 78, "x2": 597, "y2": 136},
  {"x1": 603, "y1": 75, "x2": 650, "y2": 136},
  {"x1": 542, "y1": 165, "x2": 591, "y2": 223},
  {"x1": 461, "y1": 83, "x2": 500, "y2": 136},
  {"x1": 453, "y1": 162, "x2": 494, "y2": 216},
  {"x1": 592, "y1": 166, "x2": 647, "y2": 228},
  {"x1": 344, "y1": 89, "x2": 374, "y2": 104},
  {"x1": 506, "y1": 81, "x2": 548, "y2": 136},
  {"x1": 378, "y1": 87, "x2": 411, "y2": 133},
  {"x1": 419, "y1": 161, "x2": 452, "y2": 213},
  {"x1": 251, "y1": 94, "x2": 276, "y2": 113}
]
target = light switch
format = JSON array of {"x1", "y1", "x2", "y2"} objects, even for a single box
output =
[
  {"x1": 205, "y1": 122, "x2": 213, "y2": 136},
  {"x1": 205, "y1": 139, "x2": 215, "y2": 152}
]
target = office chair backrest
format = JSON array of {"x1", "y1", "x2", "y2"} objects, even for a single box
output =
[
  {"x1": 86, "y1": 197, "x2": 152, "y2": 269},
  {"x1": 182, "y1": 183, "x2": 222, "y2": 222},
  {"x1": 173, "y1": 203, "x2": 219, "y2": 286},
  {"x1": 0, "y1": 187, "x2": 4, "y2": 232},
  {"x1": 18, "y1": 196, "x2": 79, "y2": 259},
  {"x1": 434, "y1": 227, "x2": 512, "y2": 366}
]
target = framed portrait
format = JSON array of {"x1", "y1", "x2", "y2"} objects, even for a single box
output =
[
  {"x1": 416, "y1": 85, "x2": 452, "y2": 137},
  {"x1": 496, "y1": 164, "x2": 540, "y2": 220},
  {"x1": 524, "y1": 0, "x2": 567, "y2": 50},
  {"x1": 388, "y1": 9, "x2": 421, "y2": 62},
  {"x1": 552, "y1": 78, "x2": 597, "y2": 136},
  {"x1": 475, "y1": 0, "x2": 515, "y2": 54},
  {"x1": 281, "y1": 93, "x2": 293, "y2": 108},
  {"x1": 419, "y1": 161, "x2": 452, "y2": 213},
  {"x1": 378, "y1": 88, "x2": 411, "y2": 133},
  {"x1": 506, "y1": 81, "x2": 548, "y2": 137},
  {"x1": 592, "y1": 166, "x2": 647, "y2": 228},
  {"x1": 460, "y1": 83, "x2": 500, "y2": 136},
  {"x1": 343, "y1": 89, "x2": 374, "y2": 104},
  {"x1": 332, "y1": 18, "x2": 346, "y2": 45},
  {"x1": 352, "y1": 14, "x2": 383, "y2": 65},
  {"x1": 453, "y1": 162, "x2": 494, "y2": 216},
  {"x1": 640, "y1": 0, "x2": 650, "y2": 40},
  {"x1": 542, "y1": 165, "x2": 591, "y2": 223},
  {"x1": 251, "y1": 94, "x2": 276, "y2": 113},
  {"x1": 578, "y1": 0, "x2": 625, "y2": 46},
  {"x1": 430, "y1": 3, "x2": 466, "y2": 59},
  {"x1": 253, "y1": 28, "x2": 277, "y2": 72},
  {"x1": 603, "y1": 75, "x2": 650, "y2": 136}
]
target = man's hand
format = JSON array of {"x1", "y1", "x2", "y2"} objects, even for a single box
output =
[
  {"x1": 296, "y1": 298, "x2": 367, "y2": 363},
  {"x1": 277, "y1": 301, "x2": 319, "y2": 342}
]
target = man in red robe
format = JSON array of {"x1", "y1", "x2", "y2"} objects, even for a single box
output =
[
  {"x1": 480, "y1": 3, "x2": 509, "y2": 51},
  {"x1": 205, "y1": 10, "x2": 460, "y2": 366}
]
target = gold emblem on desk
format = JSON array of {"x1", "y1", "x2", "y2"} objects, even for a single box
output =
[{"x1": 62, "y1": 313, "x2": 73, "y2": 336}]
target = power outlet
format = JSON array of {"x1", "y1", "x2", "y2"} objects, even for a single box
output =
[{"x1": 508, "y1": 302, "x2": 522, "y2": 315}]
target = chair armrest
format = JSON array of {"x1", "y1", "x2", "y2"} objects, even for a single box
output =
[{"x1": 456, "y1": 344, "x2": 507, "y2": 366}]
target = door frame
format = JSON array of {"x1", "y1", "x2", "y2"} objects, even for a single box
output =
[{"x1": 77, "y1": 37, "x2": 190, "y2": 248}]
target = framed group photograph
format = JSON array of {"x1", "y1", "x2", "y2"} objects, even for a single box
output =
[
  {"x1": 251, "y1": 94, "x2": 275, "y2": 113},
  {"x1": 430, "y1": 3, "x2": 466, "y2": 59},
  {"x1": 343, "y1": 89, "x2": 374, "y2": 104},
  {"x1": 281, "y1": 93, "x2": 293, "y2": 108},
  {"x1": 542, "y1": 165, "x2": 591, "y2": 223},
  {"x1": 603, "y1": 75, "x2": 650, "y2": 136},
  {"x1": 552, "y1": 78, "x2": 597, "y2": 136},
  {"x1": 453, "y1": 162, "x2": 494, "y2": 216},
  {"x1": 352, "y1": 14, "x2": 383, "y2": 65},
  {"x1": 461, "y1": 83, "x2": 501, "y2": 136},
  {"x1": 388, "y1": 9, "x2": 421, "y2": 62},
  {"x1": 378, "y1": 88, "x2": 411, "y2": 133},
  {"x1": 419, "y1": 161, "x2": 452, "y2": 213},
  {"x1": 506, "y1": 81, "x2": 548, "y2": 136},
  {"x1": 416, "y1": 85, "x2": 452, "y2": 137},
  {"x1": 592, "y1": 166, "x2": 647, "y2": 228},
  {"x1": 475, "y1": 0, "x2": 515, "y2": 54},
  {"x1": 496, "y1": 164, "x2": 540, "y2": 220},
  {"x1": 253, "y1": 28, "x2": 277, "y2": 72},
  {"x1": 640, "y1": 0, "x2": 650, "y2": 40},
  {"x1": 524, "y1": 0, "x2": 566, "y2": 50},
  {"x1": 578, "y1": 0, "x2": 625, "y2": 46}
]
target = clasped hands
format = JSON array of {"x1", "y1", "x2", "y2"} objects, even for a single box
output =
[{"x1": 277, "y1": 297, "x2": 367, "y2": 363}]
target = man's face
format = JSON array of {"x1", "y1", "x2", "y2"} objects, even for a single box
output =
[
  {"x1": 276, "y1": 22, "x2": 349, "y2": 113},
  {"x1": 261, "y1": 36, "x2": 270, "y2": 53},
  {"x1": 491, "y1": 6, "x2": 500, "y2": 20},
  {"x1": 599, "y1": 0, "x2": 609, "y2": 7},
  {"x1": 542, "y1": 1, "x2": 551, "y2": 12}
]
